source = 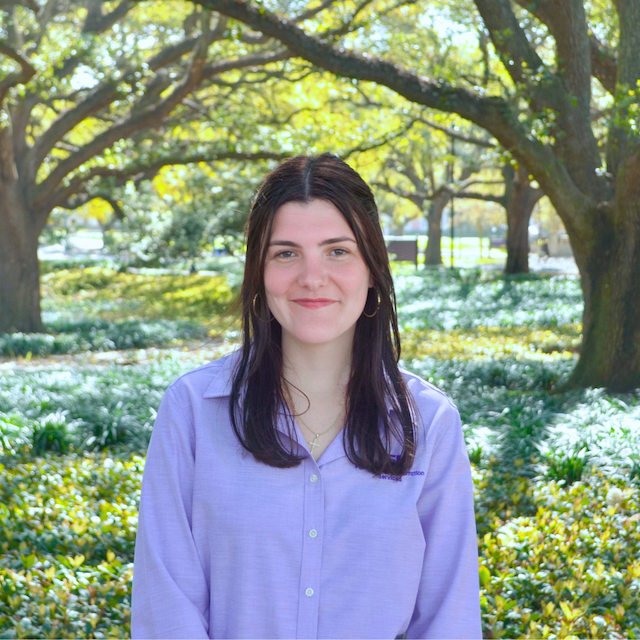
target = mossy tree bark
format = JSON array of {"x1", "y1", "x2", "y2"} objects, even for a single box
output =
[
  {"x1": 504, "y1": 165, "x2": 543, "y2": 275},
  {"x1": 568, "y1": 154, "x2": 640, "y2": 389},
  {"x1": 424, "y1": 191, "x2": 449, "y2": 266},
  {"x1": 0, "y1": 143, "x2": 44, "y2": 332}
]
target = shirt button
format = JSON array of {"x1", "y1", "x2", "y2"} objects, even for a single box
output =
[
  {"x1": 310, "y1": 474, "x2": 318, "y2": 483},
  {"x1": 309, "y1": 529, "x2": 318, "y2": 538},
  {"x1": 305, "y1": 588, "x2": 314, "y2": 597}
]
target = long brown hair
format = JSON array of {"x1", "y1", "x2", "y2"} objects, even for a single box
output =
[{"x1": 228, "y1": 153, "x2": 419, "y2": 478}]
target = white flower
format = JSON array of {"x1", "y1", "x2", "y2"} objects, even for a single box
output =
[{"x1": 606, "y1": 487, "x2": 624, "y2": 506}]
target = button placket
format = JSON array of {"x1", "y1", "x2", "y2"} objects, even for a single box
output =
[{"x1": 296, "y1": 462, "x2": 324, "y2": 639}]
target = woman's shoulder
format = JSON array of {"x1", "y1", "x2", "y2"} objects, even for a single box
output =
[
  {"x1": 399, "y1": 366, "x2": 458, "y2": 413},
  {"x1": 166, "y1": 348, "x2": 242, "y2": 401},
  {"x1": 397, "y1": 367, "x2": 460, "y2": 448}
]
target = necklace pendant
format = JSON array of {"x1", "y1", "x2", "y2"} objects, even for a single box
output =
[{"x1": 308, "y1": 437, "x2": 318, "y2": 452}]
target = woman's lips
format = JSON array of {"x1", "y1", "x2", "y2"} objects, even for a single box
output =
[{"x1": 293, "y1": 299, "x2": 336, "y2": 309}]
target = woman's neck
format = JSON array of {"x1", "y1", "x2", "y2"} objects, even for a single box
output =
[{"x1": 280, "y1": 329, "x2": 353, "y2": 403}]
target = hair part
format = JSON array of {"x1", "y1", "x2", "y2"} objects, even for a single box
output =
[{"x1": 227, "y1": 153, "x2": 419, "y2": 478}]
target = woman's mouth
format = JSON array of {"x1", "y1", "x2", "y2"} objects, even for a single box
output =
[{"x1": 293, "y1": 299, "x2": 336, "y2": 309}]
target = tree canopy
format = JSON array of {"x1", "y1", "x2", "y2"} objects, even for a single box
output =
[{"x1": 2, "y1": 0, "x2": 640, "y2": 389}]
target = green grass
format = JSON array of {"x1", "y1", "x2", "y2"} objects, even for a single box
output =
[{"x1": 1, "y1": 266, "x2": 639, "y2": 638}]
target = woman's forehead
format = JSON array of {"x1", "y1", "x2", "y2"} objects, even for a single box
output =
[{"x1": 270, "y1": 200, "x2": 354, "y2": 239}]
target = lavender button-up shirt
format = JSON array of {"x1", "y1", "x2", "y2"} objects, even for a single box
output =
[{"x1": 131, "y1": 349, "x2": 482, "y2": 639}]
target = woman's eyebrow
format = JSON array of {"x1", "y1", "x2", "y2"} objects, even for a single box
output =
[{"x1": 269, "y1": 237, "x2": 357, "y2": 247}]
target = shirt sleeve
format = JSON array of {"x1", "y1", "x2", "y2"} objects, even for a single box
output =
[
  {"x1": 131, "y1": 384, "x2": 210, "y2": 639},
  {"x1": 405, "y1": 401, "x2": 483, "y2": 639}
]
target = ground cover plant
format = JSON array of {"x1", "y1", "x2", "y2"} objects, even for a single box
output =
[
  {"x1": 0, "y1": 266, "x2": 242, "y2": 358},
  {"x1": 0, "y1": 266, "x2": 639, "y2": 638},
  {"x1": 40, "y1": 266, "x2": 240, "y2": 325}
]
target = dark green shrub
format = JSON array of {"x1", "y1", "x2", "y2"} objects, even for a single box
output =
[
  {"x1": 544, "y1": 443, "x2": 591, "y2": 486},
  {"x1": 31, "y1": 411, "x2": 75, "y2": 454},
  {"x1": 469, "y1": 444, "x2": 483, "y2": 465},
  {"x1": 0, "y1": 319, "x2": 209, "y2": 357}
]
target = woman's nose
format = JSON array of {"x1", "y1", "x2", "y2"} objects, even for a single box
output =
[{"x1": 297, "y1": 254, "x2": 327, "y2": 289}]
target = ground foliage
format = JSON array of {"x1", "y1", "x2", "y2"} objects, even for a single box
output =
[
  {"x1": 0, "y1": 267, "x2": 241, "y2": 358},
  {"x1": 0, "y1": 267, "x2": 639, "y2": 638},
  {"x1": 41, "y1": 266, "x2": 239, "y2": 325}
]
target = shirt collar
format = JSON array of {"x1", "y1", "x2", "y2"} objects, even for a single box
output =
[
  {"x1": 202, "y1": 348, "x2": 403, "y2": 464},
  {"x1": 202, "y1": 347, "x2": 395, "y2": 417},
  {"x1": 202, "y1": 348, "x2": 241, "y2": 399}
]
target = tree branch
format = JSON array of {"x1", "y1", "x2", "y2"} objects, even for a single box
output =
[
  {"x1": 201, "y1": 47, "x2": 291, "y2": 80},
  {"x1": 510, "y1": 0, "x2": 605, "y2": 197},
  {"x1": 415, "y1": 117, "x2": 496, "y2": 148},
  {"x1": 27, "y1": 31, "x2": 282, "y2": 185},
  {"x1": 454, "y1": 190, "x2": 504, "y2": 204},
  {"x1": 0, "y1": 0, "x2": 39, "y2": 13},
  {"x1": 537, "y1": 0, "x2": 593, "y2": 115},
  {"x1": 0, "y1": 41, "x2": 36, "y2": 103},
  {"x1": 51, "y1": 150, "x2": 286, "y2": 210},
  {"x1": 198, "y1": 0, "x2": 594, "y2": 237},
  {"x1": 373, "y1": 180, "x2": 428, "y2": 209},
  {"x1": 615, "y1": 0, "x2": 640, "y2": 89},
  {"x1": 83, "y1": 0, "x2": 135, "y2": 33},
  {"x1": 473, "y1": 0, "x2": 546, "y2": 89},
  {"x1": 589, "y1": 35, "x2": 617, "y2": 95},
  {"x1": 30, "y1": 32, "x2": 213, "y2": 215},
  {"x1": 0, "y1": 41, "x2": 36, "y2": 77},
  {"x1": 342, "y1": 118, "x2": 418, "y2": 160},
  {"x1": 294, "y1": 0, "x2": 341, "y2": 23}
]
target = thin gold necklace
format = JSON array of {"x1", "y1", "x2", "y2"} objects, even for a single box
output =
[
  {"x1": 296, "y1": 409, "x2": 344, "y2": 454},
  {"x1": 283, "y1": 384, "x2": 345, "y2": 453}
]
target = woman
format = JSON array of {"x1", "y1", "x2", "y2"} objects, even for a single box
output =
[{"x1": 131, "y1": 153, "x2": 482, "y2": 639}]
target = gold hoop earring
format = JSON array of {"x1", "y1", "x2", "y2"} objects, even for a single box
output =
[
  {"x1": 363, "y1": 289, "x2": 380, "y2": 318},
  {"x1": 252, "y1": 293, "x2": 274, "y2": 322}
]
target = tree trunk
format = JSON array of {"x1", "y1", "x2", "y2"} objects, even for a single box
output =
[
  {"x1": 568, "y1": 162, "x2": 640, "y2": 391},
  {"x1": 503, "y1": 165, "x2": 542, "y2": 274},
  {"x1": 0, "y1": 178, "x2": 44, "y2": 334},
  {"x1": 424, "y1": 191, "x2": 449, "y2": 266}
]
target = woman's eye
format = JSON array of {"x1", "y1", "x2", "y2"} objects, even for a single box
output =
[
  {"x1": 276, "y1": 251, "x2": 295, "y2": 259},
  {"x1": 331, "y1": 248, "x2": 349, "y2": 256}
]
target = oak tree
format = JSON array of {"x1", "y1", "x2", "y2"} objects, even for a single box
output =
[
  {"x1": 201, "y1": 0, "x2": 640, "y2": 390},
  {"x1": 0, "y1": 0, "x2": 296, "y2": 332}
]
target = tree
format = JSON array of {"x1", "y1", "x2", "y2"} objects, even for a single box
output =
[
  {"x1": 199, "y1": 0, "x2": 640, "y2": 390},
  {"x1": 451, "y1": 162, "x2": 543, "y2": 272},
  {"x1": 0, "y1": 0, "x2": 302, "y2": 332},
  {"x1": 103, "y1": 159, "x2": 274, "y2": 265},
  {"x1": 374, "y1": 117, "x2": 506, "y2": 266}
]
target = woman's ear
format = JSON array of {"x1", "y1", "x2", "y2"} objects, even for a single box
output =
[{"x1": 369, "y1": 274, "x2": 374, "y2": 288}]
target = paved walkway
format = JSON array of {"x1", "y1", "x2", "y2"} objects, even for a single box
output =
[{"x1": 477, "y1": 255, "x2": 579, "y2": 276}]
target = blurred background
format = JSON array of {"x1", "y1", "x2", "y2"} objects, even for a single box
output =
[{"x1": 1, "y1": 0, "x2": 639, "y2": 637}]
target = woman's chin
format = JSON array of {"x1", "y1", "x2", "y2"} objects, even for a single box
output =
[{"x1": 283, "y1": 327, "x2": 348, "y2": 347}]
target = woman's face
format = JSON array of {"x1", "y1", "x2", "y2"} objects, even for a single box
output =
[{"x1": 263, "y1": 199, "x2": 373, "y2": 349}]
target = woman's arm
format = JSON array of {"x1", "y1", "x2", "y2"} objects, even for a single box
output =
[
  {"x1": 131, "y1": 385, "x2": 210, "y2": 639},
  {"x1": 405, "y1": 402, "x2": 482, "y2": 639}
]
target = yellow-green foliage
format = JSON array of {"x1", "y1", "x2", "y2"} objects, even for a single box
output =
[
  {"x1": 42, "y1": 268, "x2": 238, "y2": 330},
  {"x1": 475, "y1": 465, "x2": 640, "y2": 639},
  {"x1": 402, "y1": 325, "x2": 582, "y2": 362},
  {"x1": 1, "y1": 452, "x2": 639, "y2": 639},
  {"x1": 0, "y1": 453, "x2": 141, "y2": 638}
]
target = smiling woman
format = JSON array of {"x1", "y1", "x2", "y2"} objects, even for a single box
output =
[{"x1": 131, "y1": 154, "x2": 482, "y2": 639}]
